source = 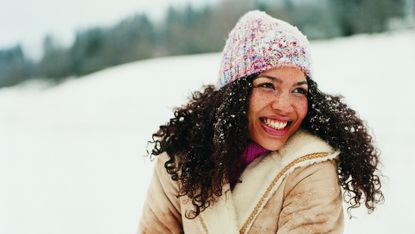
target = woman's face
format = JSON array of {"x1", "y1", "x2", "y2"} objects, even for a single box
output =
[{"x1": 248, "y1": 67, "x2": 308, "y2": 151}]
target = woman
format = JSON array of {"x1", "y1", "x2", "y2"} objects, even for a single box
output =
[{"x1": 139, "y1": 11, "x2": 383, "y2": 234}]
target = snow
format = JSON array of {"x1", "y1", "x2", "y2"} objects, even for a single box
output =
[{"x1": 1, "y1": 30, "x2": 415, "y2": 233}]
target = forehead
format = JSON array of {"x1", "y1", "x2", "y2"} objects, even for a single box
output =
[{"x1": 257, "y1": 67, "x2": 307, "y2": 82}]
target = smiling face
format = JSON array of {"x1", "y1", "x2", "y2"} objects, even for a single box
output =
[{"x1": 248, "y1": 67, "x2": 309, "y2": 151}]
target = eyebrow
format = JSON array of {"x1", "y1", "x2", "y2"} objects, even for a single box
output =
[{"x1": 256, "y1": 75, "x2": 308, "y2": 86}]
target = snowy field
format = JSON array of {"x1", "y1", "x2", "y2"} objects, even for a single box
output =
[{"x1": 1, "y1": 30, "x2": 414, "y2": 234}]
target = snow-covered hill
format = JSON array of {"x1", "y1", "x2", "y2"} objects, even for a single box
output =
[{"x1": 1, "y1": 30, "x2": 414, "y2": 234}]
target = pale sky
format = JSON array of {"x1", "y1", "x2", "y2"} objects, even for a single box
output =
[{"x1": 0, "y1": 0, "x2": 219, "y2": 58}]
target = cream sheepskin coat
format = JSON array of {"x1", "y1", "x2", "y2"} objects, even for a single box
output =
[{"x1": 139, "y1": 131, "x2": 344, "y2": 233}]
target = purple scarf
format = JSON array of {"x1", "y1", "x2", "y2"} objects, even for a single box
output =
[{"x1": 243, "y1": 141, "x2": 269, "y2": 164}]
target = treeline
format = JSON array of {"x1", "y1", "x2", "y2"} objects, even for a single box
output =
[
  {"x1": 0, "y1": 45, "x2": 34, "y2": 87},
  {"x1": 0, "y1": 0, "x2": 407, "y2": 88}
]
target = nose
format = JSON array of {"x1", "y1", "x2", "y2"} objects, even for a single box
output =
[{"x1": 271, "y1": 93, "x2": 294, "y2": 114}]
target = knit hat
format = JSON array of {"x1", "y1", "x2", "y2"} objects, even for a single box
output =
[{"x1": 217, "y1": 10, "x2": 312, "y2": 88}]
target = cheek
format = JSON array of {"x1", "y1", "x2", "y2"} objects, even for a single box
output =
[
  {"x1": 249, "y1": 92, "x2": 269, "y2": 109},
  {"x1": 248, "y1": 93, "x2": 268, "y2": 120},
  {"x1": 296, "y1": 99, "x2": 308, "y2": 121},
  {"x1": 247, "y1": 98, "x2": 257, "y2": 132},
  {"x1": 248, "y1": 94, "x2": 267, "y2": 134}
]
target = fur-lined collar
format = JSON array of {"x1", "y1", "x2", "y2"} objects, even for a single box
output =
[{"x1": 198, "y1": 130, "x2": 339, "y2": 234}]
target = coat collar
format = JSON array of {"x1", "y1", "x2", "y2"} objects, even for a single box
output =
[{"x1": 198, "y1": 130, "x2": 339, "y2": 234}]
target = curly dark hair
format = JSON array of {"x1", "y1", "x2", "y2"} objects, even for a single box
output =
[{"x1": 147, "y1": 74, "x2": 384, "y2": 219}]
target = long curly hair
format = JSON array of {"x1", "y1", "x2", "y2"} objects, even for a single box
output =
[{"x1": 147, "y1": 74, "x2": 384, "y2": 219}]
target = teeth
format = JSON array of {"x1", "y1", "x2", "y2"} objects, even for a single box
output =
[{"x1": 264, "y1": 118, "x2": 288, "y2": 130}]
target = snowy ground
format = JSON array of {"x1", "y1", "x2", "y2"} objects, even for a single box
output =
[{"x1": 1, "y1": 30, "x2": 414, "y2": 234}]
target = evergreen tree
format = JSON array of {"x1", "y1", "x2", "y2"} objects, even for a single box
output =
[{"x1": 0, "y1": 45, "x2": 33, "y2": 87}]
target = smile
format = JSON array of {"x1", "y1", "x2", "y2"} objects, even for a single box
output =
[
  {"x1": 259, "y1": 117, "x2": 292, "y2": 136},
  {"x1": 264, "y1": 118, "x2": 287, "y2": 129}
]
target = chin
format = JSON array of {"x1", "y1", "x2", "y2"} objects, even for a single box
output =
[{"x1": 259, "y1": 139, "x2": 287, "y2": 151}]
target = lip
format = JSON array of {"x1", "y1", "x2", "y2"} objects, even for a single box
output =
[
  {"x1": 259, "y1": 118, "x2": 291, "y2": 137},
  {"x1": 261, "y1": 115, "x2": 291, "y2": 122}
]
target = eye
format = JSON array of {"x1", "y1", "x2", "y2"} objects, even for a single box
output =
[
  {"x1": 254, "y1": 82, "x2": 275, "y2": 90},
  {"x1": 292, "y1": 87, "x2": 308, "y2": 95}
]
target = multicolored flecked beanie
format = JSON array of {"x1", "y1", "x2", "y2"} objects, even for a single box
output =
[{"x1": 217, "y1": 10, "x2": 312, "y2": 88}]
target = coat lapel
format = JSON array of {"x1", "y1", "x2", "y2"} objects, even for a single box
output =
[{"x1": 199, "y1": 182, "x2": 239, "y2": 234}]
